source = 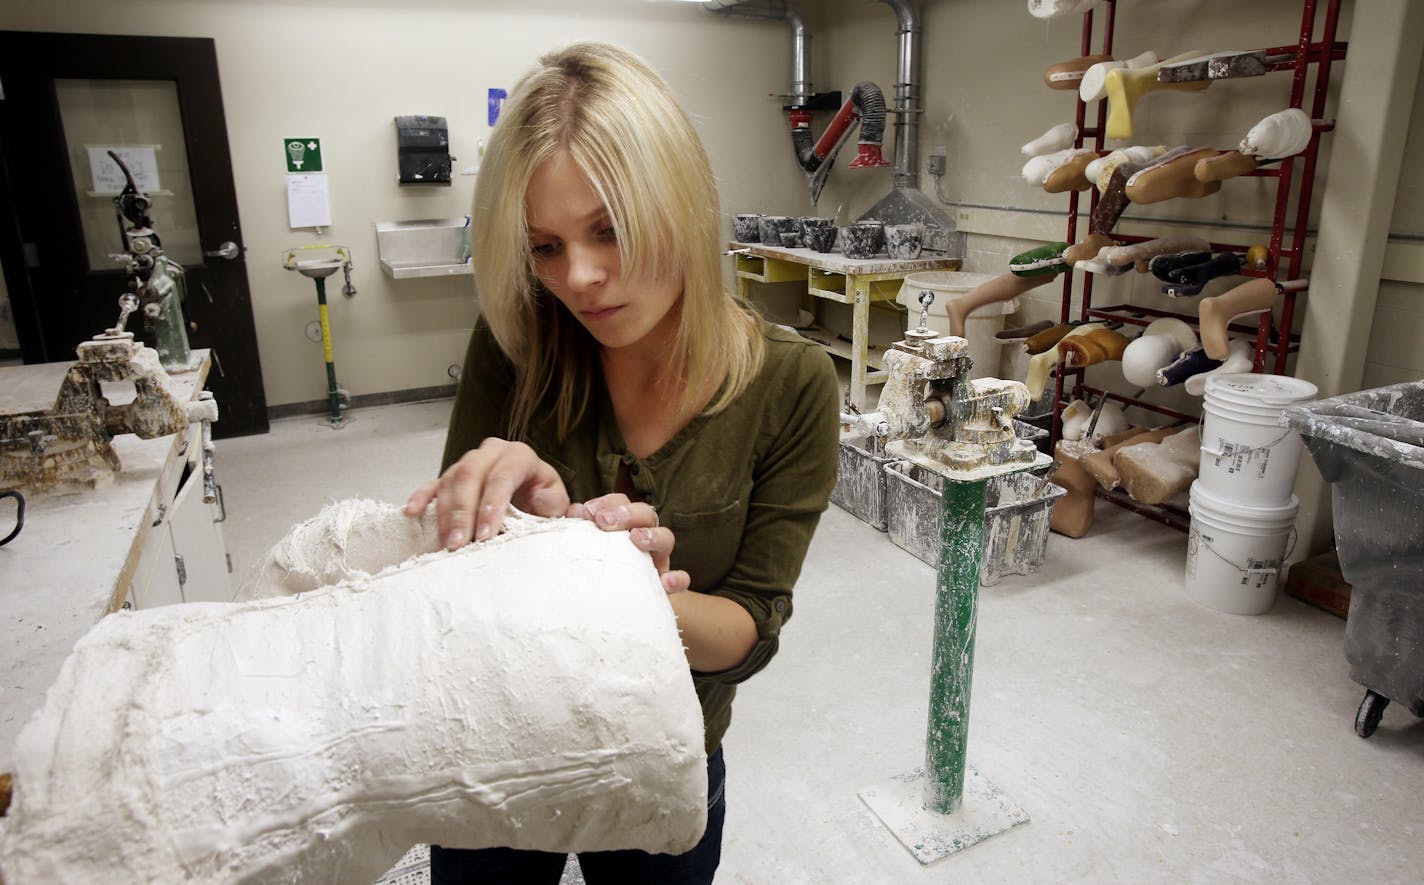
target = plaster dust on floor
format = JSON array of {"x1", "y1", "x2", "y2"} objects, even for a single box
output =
[
  {"x1": 0, "y1": 500, "x2": 707, "y2": 883},
  {"x1": 28, "y1": 399, "x2": 1416, "y2": 884}
]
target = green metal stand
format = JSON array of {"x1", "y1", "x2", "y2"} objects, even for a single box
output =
[{"x1": 859, "y1": 467, "x2": 1032, "y2": 864}]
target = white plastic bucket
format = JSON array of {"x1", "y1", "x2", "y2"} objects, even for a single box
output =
[
  {"x1": 897, "y1": 272, "x2": 1011, "y2": 380},
  {"x1": 1185, "y1": 481, "x2": 1299, "y2": 615},
  {"x1": 1198, "y1": 373, "x2": 1317, "y2": 505}
]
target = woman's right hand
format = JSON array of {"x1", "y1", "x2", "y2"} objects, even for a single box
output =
[{"x1": 404, "y1": 438, "x2": 571, "y2": 550}]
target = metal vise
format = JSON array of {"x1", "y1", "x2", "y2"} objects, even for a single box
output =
[
  {"x1": 0, "y1": 328, "x2": 217, "y2": 495},
  {"x1": 850, "y1": 319, "x2": 1040, "y2": 478}
]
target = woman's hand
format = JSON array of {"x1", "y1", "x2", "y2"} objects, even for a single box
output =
[
  {"x1": 404, "y1": 438, "x2": 570, "y2": 549},
  {"x1": 572, "y1": 494, "x2": 691, "y2": 595}
]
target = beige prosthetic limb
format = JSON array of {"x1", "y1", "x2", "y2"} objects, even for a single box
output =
[
  {"x1": 1025, "y1": 323, "x2": 1107, "y2": 399},
  {"x1": 1102, "y1": 236, "x2": 1211, "y2": 272},
  {"x1": 1197, "y1": 277, "x2": 1279, "y2": 359},
  {"x1": 1050, "y1": 440, "x2": 1098, "y2": 538},
  {"x1": 0, "y1": 505, "x2": 707, "y2": 883},
  {"x1": 1125, "y1": 148, "x2": 1224, "y2": 203},
  {"x1": 1058, "y1": 327, "x2": 1131, "y2": 368},
  {"x1": 1116, "y1": 425, "x2": 1202, "y2": 504},
  {"x1": 945, "y1": 272, "x2": 1053, "y2": 337},
  {"x1": 1081, "y1": 425, "x2": 1179, "y2": 490}
]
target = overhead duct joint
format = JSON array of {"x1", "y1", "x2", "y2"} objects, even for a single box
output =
[{"x1": 701, "y1": 0, "x2": 811, "y2": 106}]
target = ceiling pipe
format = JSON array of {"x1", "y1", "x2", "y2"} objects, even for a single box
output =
[
  {"x1": 701, "y1": 0, "x2": 812, "y2": 106},
  {"x1": 880, "y1": 0, "x2": 921, "y2": 190}
]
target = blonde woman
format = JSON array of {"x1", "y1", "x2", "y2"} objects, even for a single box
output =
[{"x1": 404, "y1": 42, "x2": 839, "y2": 882}]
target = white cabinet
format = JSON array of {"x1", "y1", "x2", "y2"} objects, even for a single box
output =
[{"x1": 125, "y1": 422, "x2": 232, "y2": 609}]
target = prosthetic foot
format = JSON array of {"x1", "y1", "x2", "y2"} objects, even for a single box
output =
[
  {"x1": 1197, "y1": 277, "x2": 1279, "y2": 359},
  {"x1": 943, "y1": 272, "x2": 1052, "y2": 337}
]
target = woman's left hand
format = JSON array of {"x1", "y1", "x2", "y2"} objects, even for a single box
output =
[{"x1": 572, "y1": 494, "x2": 690, "y2": 595}]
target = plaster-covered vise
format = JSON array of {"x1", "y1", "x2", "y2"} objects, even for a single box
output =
[
  {"x1": 846, "y1": 298, "x2": 1041, "y2": 476},
  {"x1": 0, "y1": 321, "x2": 218, "y2": 495}
]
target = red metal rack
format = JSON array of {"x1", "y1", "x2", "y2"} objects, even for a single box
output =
[{"x1": 1046, "y1": 0, "x2": 1346, "y2": 530}]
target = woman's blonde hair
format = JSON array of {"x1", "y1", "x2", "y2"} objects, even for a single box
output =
[{"x1": 471, "y1": 41, "x2": 764, "y2": 441}]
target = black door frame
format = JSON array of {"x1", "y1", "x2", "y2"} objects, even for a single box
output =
[{"x1": 0, "y1": 31, "x2": 268, "y2": 436}]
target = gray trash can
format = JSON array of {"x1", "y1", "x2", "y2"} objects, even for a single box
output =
[{"x1": 1281, "y1": 380, "x2": 1424, "y2": 737}]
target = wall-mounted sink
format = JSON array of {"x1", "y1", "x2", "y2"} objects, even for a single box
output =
[{"x1": 374, "y1": 218, "x2": 472, "y2": 279}]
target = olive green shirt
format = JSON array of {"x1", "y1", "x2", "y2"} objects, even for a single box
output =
[{"x1": 441, "y1": 317, "x2": 840, "y2": 755}]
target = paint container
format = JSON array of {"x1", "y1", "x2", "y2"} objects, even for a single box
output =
[
  {"x1": 1198, "y1": 373, "x2": 1317, "y2": 506},
  {"x1": 803, "y1": 226, "x2": 837, "y2": 253},
  {"x1": 885, "y1": 460, "x2": 1066, "y2": 585},
  {"x1": 1185, "y1": 481, "x2": 1299, "y2": 615},
  {"x1": 885, "y1": 223, "x2": 924, "y2": 260},
  {"x1": 732, "y1": 213, "x2": 762, "y2": 242},
  {"x1": 757, "y1": 216, "x2": 798, "y2": 249},
  {"x1": 839, "y1": 220, "x2": 884, "y2": 260},
  {"x1": 830, "y1": 435, "x2": 895, "y2": 531}
]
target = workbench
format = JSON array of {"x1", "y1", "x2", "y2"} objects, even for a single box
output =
[
  {"x1": 731, "y1": 243, "x2": 960, "y2": 407},
  {"x1": 0, "y1": 351, "x2": 227, "y2": 771}
]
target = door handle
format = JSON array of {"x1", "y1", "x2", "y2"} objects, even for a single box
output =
[{"x1": 205, "y1": 241, "x2": 240, "y2": 260}]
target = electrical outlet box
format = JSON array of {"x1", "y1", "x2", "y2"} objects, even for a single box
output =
[{"x1": 928, "y1": 147, "x2": 947, "y2": 176}]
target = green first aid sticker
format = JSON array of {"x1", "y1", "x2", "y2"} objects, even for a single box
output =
[{"x1": 284, "y1": 138, "x2": 323, "y2": 173}]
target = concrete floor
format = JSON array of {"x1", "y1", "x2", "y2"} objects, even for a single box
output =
[{"x1": 217, "y1": 400, "x2": 1424, "y2": 884}]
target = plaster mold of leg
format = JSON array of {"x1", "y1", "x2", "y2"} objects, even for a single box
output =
[
  {"x1": 1198, "y1": 277, "x2": 1279, "y2": 359},
  {"x1": 945, "y1": 272, "x2": 1051, "y2": 337},
  {"x1": 1058, "y1": 327, "x2": 1131, "y2": 368},
  {"x1": 1184, "y1": 338, "x2": 1254, "y2": 396},
  {"x1": 1125, "y1": 148, "x2": 1223, "y2": 203},
  {"x1": 1021, "y1": 122, "x2": 1079, "y2": 156},
  {"x1": 1240, "y1": 107, "x2": 1313, "y2": 159},
  {"x1": 1116, "y1": 425, "x2": 1201, "y2": 504},
  {"x1": 1044, "y1": 54, "x2": 1114, "y2": 90},
  {"x1": 241, "y1": 497, "x2": 443, "y2": 599},
  {"x1": 1102, "y1": 53, "x2": 1208, "y2": 140},
  {"x1": 1121, "y1": 316, "x2": 1198, "y2": 387},
  {"x1": 1103, "y1": 236, "x2": 1211, "y2": 271},
  {"x1": 1024, "y1": 323, "x2": 1105, "y2": 399},
  {"x1": 1082, "y1": 425, "x2": 1178, "y2": 490},
  {"x1": 1022, "y1": 148, "x2": 1096, "y2": 188},
  {"x1": 0, "y1": 507, "x2": 708, "y2": 883},
  {"x1": 1028, "y1": 0, "x2": 1105, "y2": 21},
  {"x1": 1078, "y1": 50, "x2": 1160, "y2": 103}
]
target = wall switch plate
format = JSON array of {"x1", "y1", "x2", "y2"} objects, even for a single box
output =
[{"x1": 928, "y1": 147, "x2": 947, "y2": 176}]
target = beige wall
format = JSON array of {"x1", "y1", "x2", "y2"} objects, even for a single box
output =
[
  {"x1": 1, "y1": 0, "x2": 811, "y2": 407},
  {"x1": 4, "y1": 0, "x2": 1420, "y2": 408},
  {"x1": 806, "y1": 0, "x2": 1423, "y2": 391}
]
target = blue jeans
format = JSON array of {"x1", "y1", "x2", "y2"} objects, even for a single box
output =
[{"x1": 429, "y1": 748, "x2": 726, "y2": 884}]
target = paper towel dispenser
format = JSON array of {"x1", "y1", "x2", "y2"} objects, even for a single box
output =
[{"x1": 395, "y1": 115, "x2": 451, "y2": 184}]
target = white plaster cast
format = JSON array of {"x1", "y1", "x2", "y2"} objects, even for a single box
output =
[
  {"x1": 1021, "y1": 122, "x2": 1079, "y2": 157},
  {"x1": 1078, "y1": 50, "x2": 1159, "y2": 102},
  {"x1": 1241, "y1": 107, "x2": 1313, "y2": 159},
  {"x1": 0, "y1": 504, "x2": 707, "y2": 883},
  {"x1": 1184, "y1": 338, "x2": 1255, "y2": 396}
]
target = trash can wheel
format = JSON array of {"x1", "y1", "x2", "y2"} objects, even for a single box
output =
[{"x1": 1354, "y1": 689, "x2": 1389, "y2": 738}]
